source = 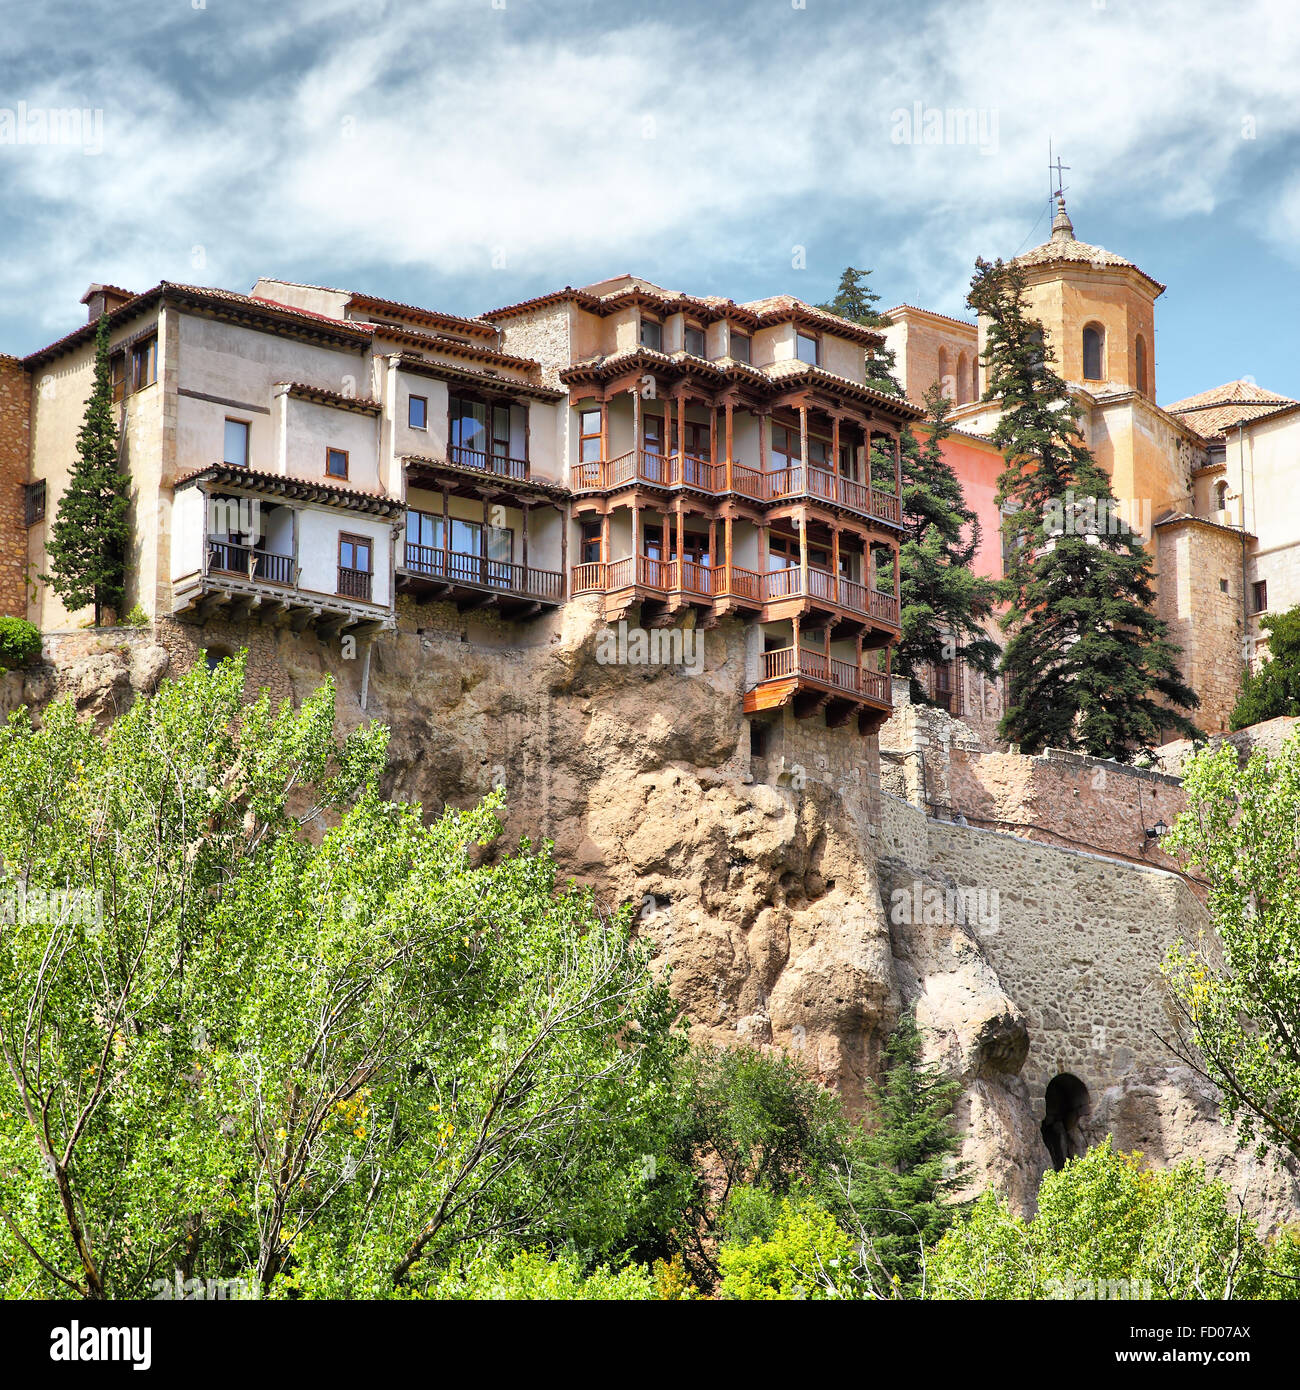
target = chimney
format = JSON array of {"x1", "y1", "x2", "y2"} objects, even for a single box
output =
[{"x1": 80, "y1": 283, "x2": 134, "y2": 322}]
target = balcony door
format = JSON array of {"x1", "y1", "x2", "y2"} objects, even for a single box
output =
[
  {"x1": 451, "y1": 396, "x2": 526, "y2": 477},
  {"x1": 338, "y1": 533, "x2": 373, "y2": 601},
  {"x1": 406, "y1": 509, "x2": 443, "y2": 575}
]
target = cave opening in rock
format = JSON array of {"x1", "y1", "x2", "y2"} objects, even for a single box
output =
[{"x1": 1041, "y1": 1073, "x2": 1090, "y2": 1171}]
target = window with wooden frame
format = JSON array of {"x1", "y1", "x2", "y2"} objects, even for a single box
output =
[
  {"x1": 325, "y1": 447, "x2": 349, "y2": 479},
  {"x1": 131, "y1": 335, "x2": 157, "y2": 391},
  {"x1": 1082, "y1": 324, "x2": 1105, "y2": 381},
  {"x1": 682, "y1": 420, "x2": 709, "y2": 461},
  {"x1": 408, "y1": 394, "x2": 428, "y2": 429},
  {"x1": 338, "y1": 532, "x2": 373, "y2": 601},
  {"x1": 579, "y1": 518, "x2": 602, "y2": 564},
  {"x1": 770, "y1": 422, "x2": 802, "y2": 469},
  {"x1": 579, "y1": 409, "x2": 602, "y2": 463},
  {"x1": 1252, "y1": 580, "x2": 1268, "y2": 614},
  {"x1": 223, "y1": 419, "x2": 250, "y2": 468},
  {"x1": 639, "y1": 316, "x2": 662, "y2": 351},
  {"x1": 684, "y1": 323, "x2": 706, "y2": 357},
  {"x1": 796, "y1": 331, "x2": 819, "y2": 367},
  {"x1": 109, "y1": 351, "x2": 127, "y2": 403},
  {"x1": 729, "y1": 330, "x2": 751, "y2": 364},
  {"x1": 642, "y1": 413, "x2": 665, "y2": 455}
]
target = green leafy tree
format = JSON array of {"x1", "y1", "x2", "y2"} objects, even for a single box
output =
[
  {"x1": 818, "y1": 265, "x2": 901, "y2": 396},
  {"x1": 1231, "y1": 606, "x2": 1300, "y2": 730},
  {"x1": 895, "y1": 385, "x2": 1001, "y2": 702},
  {"x1": 967, "y1": 257, "x2": 1200, "y2": 758},
  {"x1": 928, "y1": 1139, "x2": 1285, "y2": 1300},
  {"x1": 0, "y1": 654, "x2": 676, "y2": 1300},
  {"x1": 719, "y1": 1198, "x2": 860, "y2": 1300},
  {"x1": 0, "y1": 617, "x2": 41, "y2": 671},
  {"x1": 1162, "y1": 731, "x2": 1300, "y2": 1161},
  {"x1": 43, "y1": 314, "x2": 131, "y2": 625}
]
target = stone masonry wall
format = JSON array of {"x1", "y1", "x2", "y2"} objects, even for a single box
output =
[{"x1": 0, "y1": 355, "x2": 31, "y2": 620}]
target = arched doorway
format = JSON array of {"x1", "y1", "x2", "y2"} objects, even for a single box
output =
[{"x1": 1041, "y1": 1073, "x2": 1090, "y2": 1171}]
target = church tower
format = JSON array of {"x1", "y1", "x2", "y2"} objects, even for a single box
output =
[{"x1": 982, "y1": 192, "x2": 1164, "y2": 402}]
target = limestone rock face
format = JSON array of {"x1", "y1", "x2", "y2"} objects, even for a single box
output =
[{"x1": 1082, "y1": 1066, "x2": 1300, "y2": 1235}]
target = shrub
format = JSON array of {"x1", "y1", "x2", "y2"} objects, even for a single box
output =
[
  {"x1": 0, "y1": 616, "x2": 41, "y2": 670},
  {"x1": 719, "y1": 1200, "x2": 860, "y2": 1300}
]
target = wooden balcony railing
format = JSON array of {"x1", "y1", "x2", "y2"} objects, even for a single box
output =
[
  {"x1": 207, "y1": 541, "x2": 294, "y2": 586},
  {"x1": 405, "y1": 544, "x2": 563, "y2": 601},
  {"x1": 571, "y1": 561, "x2": 607, "y2": 594},
  {"x1": 758, "y1": 646, "x2": 891, "y2": 705},
  {"x1": 571, "y1": 452, "x2": 902, "y2": 524},
  {"x1": 448, "y1": 445, "x2": 529, "y2": 481},
  {"x1": 760, "y1": 567, "x2": 899, "y2": 622},
  {"x1": 338, "y1": 566, "x2": 373, "y2": 601},
  {"x1": 638, "y1": 555, "x2": 676, "y2": 590}
]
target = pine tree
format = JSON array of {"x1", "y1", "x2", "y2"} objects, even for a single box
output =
[
  {"x1": 1230, "y1": 605, "x2": 1300, "y2": 729},
  {"x1": 818, "y1": 265, "x2": 901, "y2": 396},
  {"x1": 895, "y1": 384, "x2": 1001, "y2": 702},
  {"x1": 967, "y1": 256, "x2": 1200, "y2": 758},
  {"x1": 848, "y1": 1012, "x2": 966, "y2": 1293},
  {"x1": 44, "y1": 314, "x2": 131, "y2": 625}
]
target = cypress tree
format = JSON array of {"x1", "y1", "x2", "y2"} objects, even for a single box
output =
[
  {"x1": 44, "y1": 313, "x2": 131, "y2": 625},
  {"x1": 818, "y1": 265, "x2": 901, "y2": 396},
  {"x1": 895, "y1": 384, "x2": 1001, "y2": 703},
  {"x1": 967, "y1": 256, "x2": 1200, "y2": 758}
]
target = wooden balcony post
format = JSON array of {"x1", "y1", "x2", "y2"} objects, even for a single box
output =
[
  {"x1": 674, "y1": 498, "x2": 685, "y2": 587},
  {"x1": 724, "y1": 400, "x2": 734, "y2": 491},
  {"x1": 864, "y1": 426, "x2": 872, "y2": 489},
  {"x1": 799, "y1": 508, "x2": 809, "y2": 597},
  {"x1": 661, "y1": 510, "x2": 669, "y2": 569},
  {"x1": 708, "y1": 518, "x2": 717, "y2": 572},
  {"x1": 631, "y1": 384, "x2": 642, "y2": 463},
  {"x1": 599, "y1": 395, "x2": 608, "y2": 463},
  {"x1": 856, "y1": 631, "x2": 864, "y2": 693},
  {"x1": 831, "y1": 414, "x2": 840, "y2": 478},
  {"x1": 709, "y1": 405, "x2": 717, "y2": 466},
  {"x1": 792, "y1": 612, "x2": 801, "y2": 672},
  {"x1": 521, "y1": 500, "x2": 531, "y2": 575},
  {"x1": 676, "y1": 387, "x2": 687, "y2": 471},
  {"x1": 561, "y1": 502, "x2": 569, "y2": 596},
  {"x1": 481, "y1": 493, "x2": 491, "y2": 585},
  {"x1": 758, "y1": 409, "x2": 769, "y2": 473},
  {"x1": 442, "y1": 486, "x2": 450, "y2": 575},
  {"x1": 632, "y1": 497, "x2": 640, "y2": 579},
  {"x1": 831, "y1": 525, "x2": 840, "y2": 606},
  {"x1": 724, "y1": 512, "x2": 733, "y2": 594},
  {"x1": 798, "y1": 405, "x2": 808, "y2": 482},
  {"x1": 600, "y1": 509, "x2": 610, "y2": 565}
]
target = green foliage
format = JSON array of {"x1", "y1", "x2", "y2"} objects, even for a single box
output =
[
  {"x1": 1162, "y1": 732, "x2": 1300, "y2": 1160},
  {"x1": 839, "y1": 1011, "x2": 967, "y2": 1292},
  {"x1": 122, "y1": 603, "x2": 149, "y2": 628},
  {"x1": 817, "y1": 264, "x2": 901, "y2": 396},
  {"x1": 967, "y1": 257, "x2": 1200, "y2": 759},
  {"x1": 895, "y1": 385, "x2": 1001, "y2": 701},
  {"x1": 43, "y1": 314, "x2": 131, "y2": 625},
  {"x1": 0, "y1": 616, "x2": 41, "y2": 670},
  {"x1": 0, "y1": 653, "x2": 676, "y2": 1299},
  {"x1": 1231, "y1": 606, "x2": 1300, "y2": 730},
  {"x1": 426, "y1": 1249, "x2": 655, "y2": 1301},
  {"x1": 719, "y1": 1199, "x2": 860, "y2": 1300},
  {"x1": 929, "y1": 1139, "x2": 1276, "y2": 1299}
]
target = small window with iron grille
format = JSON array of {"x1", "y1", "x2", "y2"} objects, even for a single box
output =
[{"x1": 24, "y1": 481, "x2": 46, "y2": 526}]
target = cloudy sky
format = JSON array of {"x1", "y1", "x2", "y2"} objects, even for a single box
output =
[{"x1": 3, "y1": 0, "x2": 1299, "y2": 403}]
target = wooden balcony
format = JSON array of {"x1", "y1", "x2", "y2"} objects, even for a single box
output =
[
  {"x1": 447, "y1": 445, "x2": 530, "y2": 481},
  {"x1": 338, "y1": 566, "x2": 373, "y2": 602},
  {"x1": 569, "y1": 557, "x2": 765, "y2": 613},
  {"x1": 744, "y1": 644, "x2": 893, "y2": 734},
  {"x1": 207, "y1": 540, "x2": 295, "y2": 586},
  {"x1": 399, "y1": 544, "x2": 564, "y2": 612},
  {"x1": 760, "y1": 566, "x2": 900, "y2": 632},
  {"x1": 571, "y1": 451, "x2": 901, "y2": 527}
]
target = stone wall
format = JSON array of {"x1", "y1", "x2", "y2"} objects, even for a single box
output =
[
  {"x1": 0, "y1": 355, "x2": 30, "y2": 620},
  {"x1": 1157, "y1": 714, "x2": 1299, "y2": 777},
  {"x1": 879, "y1": 793, "x2": 1208, "y2": 1100}
]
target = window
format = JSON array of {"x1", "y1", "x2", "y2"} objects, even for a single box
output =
[
  {"x1": 579, "y1": 518, "x2": 601, "y2": 564},
  {"x1": 1252, "y1": 580, "x2": 1268, "y2": 614},
  {"x1": 131, "y1": 335, "x2": 157, "y2": 392},
  {"x1": 684, "y1": 324, "x2": 706, "y2": 357},
  {"x1": 1135, "y1": 335, "x2": 1148, "y2": 396},
  {"x1": 937, "y1": 347, "x2": 951, "y2": 398},
  {"x1": 24, "y1": 481, "x2": 46, "y2": 526},
  {"x1": 408, "y1": 394, "x2": 427, "y2": 429},
  {"x1": 749, "y1": 722, "x2": 768, "y2": 759},
  {"x1": 579, "y1": 409, "x2": 602, "y2": 463},
  {"x1": 1214, "y1": 480, "x2": 1228, "y2": 512},
  {"x1": 1219, "y1": 578, "x2": 1229, "y2": 594},
  {"x1": 109, "y1": 351, "x2": 126, "y2": 404},
  {"x1": 338, "y1": 533, "x2": 373, "y2": 601},
  {"x1": 406, "y1": 509, "x2": 444, "y2": 572},
  {"x1": 642, "y1": 413, "x2": 665, "y2": 456},
  {"x1": 730, "y1": 331, "x2": 751, "y2": 364},
  {"x1": 639, "y1": 317, "x2": 662, "y2": 351},
  {"x1": 326, "y1": 447, "x2": 349, "y2": 479},
  {"x1": 223, "y1": 419, "x2": 250, "y2": 468},
  {"x1": 796, "y1": 331, "x2": 819, "y2": 366},
  {"x1": 1082, "y1": 324, "x2": 1104, "y2": 381}
]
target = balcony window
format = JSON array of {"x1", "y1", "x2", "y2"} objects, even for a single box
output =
[
  {"x1": 408, "y1": 394, "x2": 427, "y2": 429},
  {"x1": 326, "y1": 447, "x2": 349, "y2": 480},
  {"x1": 132, "y1": 335, "x2": 157, "y2": 391},
  {"x1": 223, "y1": 419, "x2": 250, "y2": 468},
  {"x1": 643, "y1": 413, "x2": 664, "y2": 456},
  {"x1": 771, "y1": 423, "x2": 801, "y2": 468},
  {"x1": 407, "y1": 508, "x2": 443, "y2": 555},
  {"x1": 796, "y1": 332, "x2": 819, "y2": 366},
  {"x1": 579, "y1": 519, "x2": 601, "y2": 564},
  {"x1": 730, "y1": 331, "x2": 751, "y2": 364},
  {"x1": 338, "y1": 533, "x2": 373, "y2": 601},
  {"x1": 639, "y1": 317, "x2": 662, "y2": 351},
  {"x1": 579, "y1": 409, "x2": 602, "y2": 463},
  {"x1": 684, "y1": 324, "x2": 706, "y2": 357},
  {"x1": 449, "y1": 395, "x2": 527, "y2": 473}
]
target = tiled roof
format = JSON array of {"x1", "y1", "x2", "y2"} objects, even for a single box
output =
[
  {"x1": 883, "y1": 303, "x2": 977, "y2": 333},
  {"x1": 173, "y1": 463, "x2": 403, "y2": 515},
  {"x1": 390, "y1": 351, "x2": 564, "y2": 401},
  {"x1": 346, "y1": 291, "x2": 498, "y2": 340},
  {"x1": 278, "y1": 382, "x2": 382, "y2": 414},
  {"x1": 370, "y1": 321, "x2": 541, "y2": 372},
  {"x1": 1152, "y1": 509, "x2": 1255, "y2": 540},
  {"x1": 1163, "y1": 379, "x2": 1298, "y2": 439},
  {"x1": 1013, "y1": 196, "x2": 1165, "y2": 295}
]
